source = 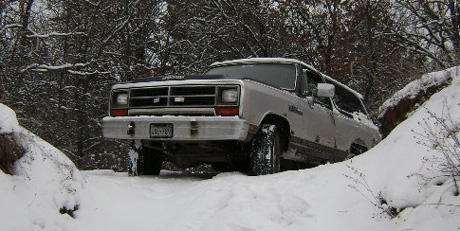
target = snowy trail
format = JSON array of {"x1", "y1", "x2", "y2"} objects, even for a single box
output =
[
  {"x1": 73, "y1": 168, "x2": 394, "y2": 231},
  {"x1": 75, "y1": 170, "x2": 215, "y2": 231}
]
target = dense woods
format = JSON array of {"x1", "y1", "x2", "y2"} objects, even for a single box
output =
[{"x1": 1, "y1": 0, "x2": 459, "y2": 170}]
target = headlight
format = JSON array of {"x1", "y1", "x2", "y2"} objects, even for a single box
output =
[
  {"x1": 116, "y1": 93, "x2": 128, "y2": 105},
  {"x1": 112, "y1": 91, "x2": 129, "y2": 107},
  {"x1": 221, "y1": 89, "x2": 238, "y2": 103}
]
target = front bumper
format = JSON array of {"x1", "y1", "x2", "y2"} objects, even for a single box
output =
[{"x1": 102, "y1": 116, "x2": 250, "y2": 141}]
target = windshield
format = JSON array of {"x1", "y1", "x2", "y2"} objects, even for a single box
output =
[{"x1": 205, "y1": 64, "x2": 297, "y2": 90}]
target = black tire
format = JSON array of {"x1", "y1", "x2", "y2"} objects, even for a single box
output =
[
  {"x1": 349, "y1": 143, "x2": 368, "y2": 158},
  {"x1": 250, "y1": 124, "x2": 281, "y2": 175},
  {"x1": 129, "y1": 146, "x2": 163, "y2": 176}
]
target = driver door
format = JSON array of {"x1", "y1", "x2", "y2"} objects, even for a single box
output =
[{"x1": 299, "y1": 69, "x2": 336, "y2": 149}]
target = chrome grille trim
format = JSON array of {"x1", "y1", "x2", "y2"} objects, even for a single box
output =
[{"x1": 127, "y1": 85, "x2": 239, "y2": 109}]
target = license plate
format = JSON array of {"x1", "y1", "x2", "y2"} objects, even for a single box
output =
[{"x1": 150, "y1": 123, "x2": 173, "y2": 138}]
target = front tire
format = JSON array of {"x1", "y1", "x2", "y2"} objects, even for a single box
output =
[
  {"x1": 250, "y1": 124, "x2": 281, "y2": 175},
  {"x1": 129, "y1": 144, "x2": 164, "y2": 176}
]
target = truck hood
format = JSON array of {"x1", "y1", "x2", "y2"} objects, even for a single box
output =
[
  {"x1": 127, "y1": 75, "x2": 226, "y2": 83},
  {"x1": 111, "y1": 75, "x2": 244, "y2": 90}
]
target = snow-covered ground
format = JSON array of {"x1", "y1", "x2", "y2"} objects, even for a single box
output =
[{"x1": 1, "y1": 66, "x2": 460, "y2": 231}]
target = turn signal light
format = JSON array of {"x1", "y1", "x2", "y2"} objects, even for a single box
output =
[
  {"x1": 215, "y1": 107, "x2": 239, "y2": 116},
  {"x1": 110, "y1": 109, "x2": 128, "y2": 117}
]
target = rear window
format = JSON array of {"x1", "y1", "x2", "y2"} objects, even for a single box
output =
[{"x1": 205, "y1": 64, "x2": 297, "y2": 90}]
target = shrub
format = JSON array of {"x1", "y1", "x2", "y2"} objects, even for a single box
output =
[
  {"x1": 0, "y1": 134, "x2": 25, "y2": 175},
  {"x1": 414, "y1": 101, "x2": 460, "y2": 195}
]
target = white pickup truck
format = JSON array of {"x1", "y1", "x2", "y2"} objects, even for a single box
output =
[{"x1": 102, "y1": 58, "x2": 381, "y2": 175}]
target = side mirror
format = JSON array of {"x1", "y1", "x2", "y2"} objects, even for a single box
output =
[{"x1": 317, "y1": 83, "x2": 335, "y2": 98}]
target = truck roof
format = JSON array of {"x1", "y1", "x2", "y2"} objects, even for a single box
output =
[
  {"x1": 210, "y1": 58, "x2": 364, "y2": 100},
  {"x1": 210, "y1": 58, "x2": 316, "y2": 70}
]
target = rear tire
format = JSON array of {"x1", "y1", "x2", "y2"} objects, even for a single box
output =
[
  {"x1": 351, "y1": 144, "x2": 367, "y2": 155},
  {"x1": 250, "y1": 124, "x2": 281, "y2": 175},
  {"x1": 347, "y1": 143, "x2": 368, "y2": 159}
]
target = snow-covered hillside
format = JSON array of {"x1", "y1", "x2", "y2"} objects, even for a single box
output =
[
  {"x1": 0, "y1": 104, "x2": 83, "y2": 231},
  {"x1": 1, "y1": 66, "x2": 459, "y2": 231}
]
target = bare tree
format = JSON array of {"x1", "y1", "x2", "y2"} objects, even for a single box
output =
[
  {"x1": 1, "y1": 0, "x2": 166, "y2": 169},
  {"x1": 345, "y1": 0, "x2": 424, "y2": 112},
  {"x1": 164, "y1": 0, "x2": 289, "y2": 74},
  {"x1": 392, "y1": 0, "x2": 460, "y2": 68},
  {"x1": 279, "y1": 0, "x2": 422, "y2": 112}
]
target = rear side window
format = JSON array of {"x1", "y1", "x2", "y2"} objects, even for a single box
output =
[{"x1": 330, "y1": 82, "x2": 367, "y2": 116}]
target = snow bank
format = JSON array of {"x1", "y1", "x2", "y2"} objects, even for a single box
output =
[
  {"x1": 377, "y1": 66, "x2": 458, "y2": 137},
  {"x1": 0, "y1": 104, "x2": 83, "y2": 231},
  {"x1": 378, "y1": 66, "x2": 456, "y2": 119},
  {"x1": 0, "y1": 104, "x2": 19, "y2": 134},
  {"x1": 351, "y1": 66, "x2": 460, "y2": 230}
]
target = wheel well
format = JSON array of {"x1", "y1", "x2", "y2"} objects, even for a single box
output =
[
  {"x1": 350, "y1": 140, "x2": 368, "y2": 155},
  {"x1": 351, "y1": 139, "x2": 366, "y2": 147},
  {"x1": 260, "y1": 114, "x2": 291, "y2": 151}
]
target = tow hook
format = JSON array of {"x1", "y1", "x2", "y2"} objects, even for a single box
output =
[
  {"x1": 127, "y1": 122, "x2": 135, "y2": 135},
  {"x1": 190, "y1": 121, "x2": 198, "y2": 136}
]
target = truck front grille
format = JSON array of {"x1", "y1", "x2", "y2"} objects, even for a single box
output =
[{"x1": 129, "y1": 85, "x2": 219, "y2": 108}]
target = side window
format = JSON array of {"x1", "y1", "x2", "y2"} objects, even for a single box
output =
[
  {"x1": 302, "y1": 69, "x2": 332, "y2": 110},
  {"x1": 330, "y1": 82, "x2": 367, "y2": 117}
]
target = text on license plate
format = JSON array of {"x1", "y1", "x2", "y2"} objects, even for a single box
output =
[{"x1": 150, "y1": 123, "x2": 173, "y2": 138}]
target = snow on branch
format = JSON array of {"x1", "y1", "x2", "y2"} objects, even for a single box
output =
[
  {"x1": 82, "y1": 0, "x2": 101, "y2": 7},
  {"x1": 26, "y1": 31, "x2": 87, "y2": 38},
  {"x1": 68, "y1": 70, "x2": 111, "y2": 76},
  {"x1": 20, "y1": 61, "x2": 110, "y2": 76},
  {"x1": 21, "y1": 62, "x2": 87, "y2": 72},
  {"x1": 0, "y1": 24, "x2": 22, "y2": 34}
]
